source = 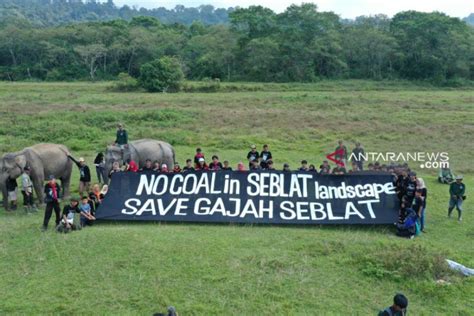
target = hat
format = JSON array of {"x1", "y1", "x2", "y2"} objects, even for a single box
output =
[
  {"x1": 161, "y1": 163, "x2": 168, "y2": 168},
  {"x1": 456, "y1": 175, "x2": 463, "y2": 180},
  {"x1": 250, "y1": 145, "x2": 256, "y2": 149},
  {"x1": 198, "y1": 157, "x2": 205, "y2": 162},
  {"x1": 79, "y1": 157, "x2": 85, "y2": 163}
]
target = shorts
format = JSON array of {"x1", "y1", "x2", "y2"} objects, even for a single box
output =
[{"x1": 8, "y1": 189, "x2": 17, "y2": 201}]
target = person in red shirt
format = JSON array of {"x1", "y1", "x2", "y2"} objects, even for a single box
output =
[
  {"x1": 196, "y1": 158, "x2": 209, "y2": 171},
  {"x1": 127, "y1": 159, "x2": 138, "y2": 172},
  {"x1": 42, "y1": 175, "x2": 61, "y2": 231},
  {"x1": 173, "y1": 163, "x2": 182, "y2": 173},
  {"x1": 194, "y1": 148, "x2": 205, "y2": 168},
  {"x1": 237, "y1": 162, "x2": 246, "y2": 172}
]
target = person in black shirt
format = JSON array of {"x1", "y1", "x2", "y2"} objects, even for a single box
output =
[
  {"x1": 247, "y1": 145, "x2": 259, "y2": 168},
  {"x1": 222, "y1": 160, "x2": 232, "y2": 171},
  {"x1": 299, "y1": 160, "x2": 309, "y2": 171},
  {"x1": 93, "y1": 152, "x2": 105, "y2": 184},
  {"x1": 68, "y1": 155, "x2": 91, "y2": 197},
  {"x1": 183, "y1": 159, "x2": 194, "y2": 172},
  {"x1": 250, "y1": 160, "x2": 261, "y2": 171},
  {"x1": 152, "y1": 160, "x2": 161, "y2": 172},
  {"x1": 308, "y1": 164, "x2": 317, "y2": 172},
  {"x1": 267, "y1": 160, "x2": 275, "y2": 170},
  {"x1": 395, "y1": 170, "x2": 408, "y2": 201},
  {"x1": 403, "y1": 172, "x2": 417, "y2": 206},
  {"x1": 282, "y1": 163, "x2": 291, "y2": 172},
  {"x1": 319, "y1": 160, "x2": 331, "y2": 174},
  {"x1": 209, "y1": 155, "x2": 223, "y2": 171},
  {"x1": 6, "y1": 177, "x2": 18, "y2": 210},
  {"x1": 259, "y1": 144, "x2": 272, "y2": 169},
  {"x1": 57, "y1": 198, "x2": 81, "y2": 233},
  {"x1": 140, "y1": 159, "x2": 153, "y2": 171}
]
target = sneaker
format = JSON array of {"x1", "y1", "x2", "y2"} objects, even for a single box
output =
[
  {"x1": 458, "y1": 217, "x2": 462, "y2": 222},
  {"x1": 41, "y1": 225, "x2": 48, "y2": 232}
]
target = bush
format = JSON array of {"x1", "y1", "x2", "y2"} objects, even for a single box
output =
[
  {"x1": 138, "y1": 56, "x2": 184, "y2": 92},
  {"x1": 109, "y1": 72, "x2": 140, "y2": 92}
]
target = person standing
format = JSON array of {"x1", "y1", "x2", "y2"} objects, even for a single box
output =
[
  {"x1": 260, "y1": 144, "x2": 272, "y2": 169},
  {"x1": 247, "y1": 145, "x2": 260, "y2": 169},
  {"x1": 93, "y1": 152, "x2": 106, "y2": 184},
  {"x1": 448, "y1": 175, "x2": 466, "y2": 221},
  {"x1": 417, "y1": 178, "x2": 428, "y2": 232},
  {"x1": 6, "y1": 176, "x2": 18, "y2": 211},
  {"x1": 68, "y1": 156, "x2": 91, "y2": 196},
  {"x1": 335, "y1": 140, "x2": 348, "y2": 168},
  {"x1": 351, "y1": 142, "x2": 365, "y2": 171},
  {"x1": 21, "y1": 167, "x2": 36, "y2": 212},
  {"x1": 194, "y1": 148, "x2": 205, "y2": 168},
  {"x1": 42, "y1": 176, "x2": 61, "y2": 231},
  {"x1": 114, "y1": 123, "x2": 128, "y2": 148}
]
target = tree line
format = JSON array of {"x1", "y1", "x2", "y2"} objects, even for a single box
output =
[{"x1": 0, "y1": 4, "x2": 473, "y2": 84}]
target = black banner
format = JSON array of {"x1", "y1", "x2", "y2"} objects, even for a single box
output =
[{"x1": 96, "y1": 171, "x2": 399, "y2": 225}]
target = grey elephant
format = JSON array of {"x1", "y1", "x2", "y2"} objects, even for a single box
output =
[
  {"x1": 105, "y1": 139, "x2": 175, "y2": 177},
  {"x1": 0, "y1": 143, "x2": 73, "y2": 210}
]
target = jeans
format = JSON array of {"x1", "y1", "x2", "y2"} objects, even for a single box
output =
[
  {"x1": 420, "y1": 207, "x2": 426, "y2": 231},
  {"x1": 448, "y1": 197, "x2": 463, "y2": 219},
  {"x1": 96, "y1": 166, "x2": 105, "y2": 183}
]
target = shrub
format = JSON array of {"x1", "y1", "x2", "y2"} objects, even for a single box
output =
[
  {"x1": 109, "y1": 72, "x2": 140, "y2": 92},
  {"x1": 138, "y1": 56, "x2": 184, "y2": 92}
]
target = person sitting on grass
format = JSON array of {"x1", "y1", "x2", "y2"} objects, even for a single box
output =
[
  {"x1": 396, "y1": 207, "x2": 418, "y2": 239},
  {"x1": 250, "y1": 160, "x2": 261, "y2": 171},
  {"x1": 79, "y1": 196, "x2": 96, "y2": 227},
  {"x1": 222, "y1": 160, "x2": 232, "y2": 171},
  {"x1": 299, "y1": 160, "x2": 309, "y2": 171},
  {"x1": 209, "y1": 155, "x2": 223, "y2": 171},
  {"x1": 194, "y1": 148, "x2": 205, "y2": 168},
  {"x1": 140, "y1": 159, "x2": 153, "y2": 171},
  {"x1": 195, "y1": 158, "x2": 208, "y2": 171},
  {"x1": 448, "y1": 175, "x2": 466, "y2": 221},
  {"x1": 57, "y1": 198, "x2": 80, "y2": 233},
  {"x1": 378, "y1": 293, "x2": 408, "y2": 316},
  {"x1": 183, "y1": 159, "x2": 194, "y2": 172},
  {"x1": 438, "y1": 167, "x2": 454, "y2": 184}
]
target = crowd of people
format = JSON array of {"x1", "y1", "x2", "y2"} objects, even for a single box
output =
[{"x1": 3, "y1": 124, "x2": 467, "y2": 236}]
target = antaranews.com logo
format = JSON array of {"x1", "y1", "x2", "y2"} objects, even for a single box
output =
[{"x1": 348, "y1": 152, "x2": 450, "y2": 169}]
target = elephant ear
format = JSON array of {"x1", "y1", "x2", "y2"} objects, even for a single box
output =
[{"x1": 14, "y1": 155, "x2": 27, "y2": 169}]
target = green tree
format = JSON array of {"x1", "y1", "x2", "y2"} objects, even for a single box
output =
[{"x1": 138, "y1": 56, "x2": 184, "y2": 92}]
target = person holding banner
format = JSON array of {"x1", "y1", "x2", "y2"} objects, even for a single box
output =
[
  {"x1": 209, "y1": 155, "x2": 223, "y2": 171},
  {"x1": 183, "y1": 159, "x2": 194, "y2": 172},
  {"x1": 222, "y1": 160, "x2": 232, "y2": 171},
  {"x1": 196, "y1": 158, "x2": 209, "y2": 171},
  {"x1": 260, "y1": 144, "x2": 272, "y2": 169},
  {"x1": 194, "y1": 148, "x2": 205, "y2": 168}
]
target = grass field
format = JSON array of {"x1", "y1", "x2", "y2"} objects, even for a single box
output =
[{"x1": 0, "y1": 81, "x2": 473, "y2": 314}]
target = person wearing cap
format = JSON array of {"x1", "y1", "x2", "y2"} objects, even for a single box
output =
[
  {"x1": 42, "y1": 175, "x2": 62, "y2": 231},
  {"x1": 209, "y1": 155, "x2": 223, "y2": 171},
  {"x1": 351, "y1": 142, "x2": 365, "y2": 171},
  {"x1": 282, "y1": 163, "x2": 291, "y2": 172},
  {"x1": 448, "y1": 175, "x2": 466, "y2": 221},
  {"x1": 260, "y1": 144, "x2": 272, "y2": 169},
  {"x1": 21, "y1": 167, "x2": 36, "y2": 212},
  {"x1": 378, "y1": 293, "x2": 408, "y2": 316},
  {"x1": 114, "y1": 123, "x2": 128, "y2": 148},
  {"x1": 222, "y1": 160, "x2": 232, "y2": 171},
  {"x1": 194, "y1": 148, "x2": 205, "y2": 168},
  {"x1": 299, "y1": 160, "x2": 309, "y2": 171},
  {"x1": 68, "y1": 155, "x2": 91, "y2": 196},
  {"x1": 160, "y1": 164, "x2": 170, "y2": 173},
  {"x1": 247, "y1": 145, "x2": 260, "y2": 169},
  {"x1": 57, "y1": 197, "x2": 81, "y2": 233},
  {"x1": 195, "y1": 158, "x2": 209, "y2": 171}
]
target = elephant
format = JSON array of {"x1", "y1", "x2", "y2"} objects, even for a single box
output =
[
  {"x1": 105, "y1": 139, "x2": 175, "y2": 177},
  {"x1": 0, "y1": 143, "x2": 73, "y2": 210}
]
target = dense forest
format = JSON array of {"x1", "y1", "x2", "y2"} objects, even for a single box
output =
[
  {"x1": 0, "y1": 2, "x2": 473, "y2": 83},
  {"x1": 0, "y1": 0, "x2": 232, "y2": 26}
]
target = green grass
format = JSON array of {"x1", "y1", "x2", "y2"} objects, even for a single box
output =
[{"x1": 0, "y1": 81, "x2": 473, "y2": 314}]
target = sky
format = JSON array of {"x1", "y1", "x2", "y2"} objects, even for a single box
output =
[{"x1": 112, "y1": 0, "x2": 473, "y2": 18}]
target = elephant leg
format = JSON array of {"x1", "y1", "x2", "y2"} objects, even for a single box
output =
[
  {"x1": 31, "y1": 170, "x2": 45, "y2": 206},
  {"x1": 61, "y1": 175, "x2": 71, "y2": 200}
]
